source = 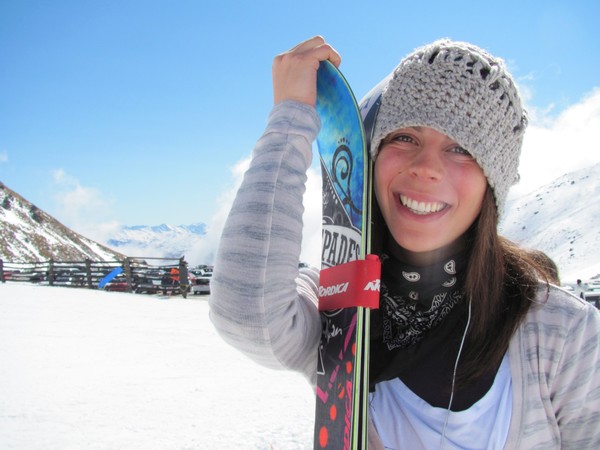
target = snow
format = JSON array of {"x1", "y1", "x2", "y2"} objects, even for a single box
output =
[
  {"x1": 501, "y1": 162, "x2": 600, "y2": 282},
  {"x1": 0, "y1": 283, "x2": 315, "y2": 449},
  {"x1": 107, "y1": 224, "x2": 207, "y2": 260},
  {"x1": 2, "y1": 208, "x2": 21, "y2": 226}
]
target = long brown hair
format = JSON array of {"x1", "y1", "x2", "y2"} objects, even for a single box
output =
[
  {"x1": 459, "y1": 187, "x2": 545, "y2": 383},
  {"x1": 369, "y1": 179, "x2": 550, "y2": 383}
]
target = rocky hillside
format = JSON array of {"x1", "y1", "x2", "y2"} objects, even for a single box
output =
[
  {"x1": 0, "y1": 182, "x2": 125, "y2": 262},
  {"x1": 500, "y1": 162, "x2": 600, "y2": 281}
]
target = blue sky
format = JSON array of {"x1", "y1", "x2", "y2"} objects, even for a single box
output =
[{"x1": 1, "y1": 0, "x2": 599, "y2": 245}]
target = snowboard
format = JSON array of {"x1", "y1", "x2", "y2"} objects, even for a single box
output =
[
  {"x1": 313, "y1": 60, "x2": 381, "y2": 450},
  {"x1": 98, "y1": 266, "x2": 123, "y2": 289}
]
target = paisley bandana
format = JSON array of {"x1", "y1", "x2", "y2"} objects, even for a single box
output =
[{"x1": 379, "y1": 252, "x2": 466, "y2": 350}]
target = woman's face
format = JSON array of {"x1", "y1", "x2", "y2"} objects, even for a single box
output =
[{"x1": 374, "y1": 126, "x2": 487, "y2": 259}]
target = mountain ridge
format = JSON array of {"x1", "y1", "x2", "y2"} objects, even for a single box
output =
[
  {"x1": 0, "y1": 181, "x2": 125, "y2": 262},
  {"x1": 500, "y1": 161, "x2": 600, "y2": 281}
]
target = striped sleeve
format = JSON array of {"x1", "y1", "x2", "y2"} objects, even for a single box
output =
[
  {"x1": 551, "y1": 297, "x2": 600, "y2": 448},
  {"x1": 509, "y1": 287, "x2": 600, "y2": 449},
  {"x1": 209, "y1": 101, "x2": 322, "y2": 382}
]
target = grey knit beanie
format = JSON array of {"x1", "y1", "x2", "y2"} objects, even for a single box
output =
[{"x1": 365, "y1": 39, "x2": 528, "y2": 217}]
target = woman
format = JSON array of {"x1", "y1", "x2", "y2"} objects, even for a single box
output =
[{"x1": 209, "y1": 37, "x2": 600, "y2": 449}]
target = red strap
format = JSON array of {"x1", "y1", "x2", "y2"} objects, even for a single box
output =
[{"x1": 318, "y1": 255, "x2": 381, "y2": 311}]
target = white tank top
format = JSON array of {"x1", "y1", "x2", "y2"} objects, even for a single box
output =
[{"x1": 369, "y1": 353, "x2": 512, "y2": 450}]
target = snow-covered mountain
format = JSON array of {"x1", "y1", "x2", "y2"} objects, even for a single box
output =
[
  {"x1": 500, "y1": 161, "x2": 600, "y2": 282},
  {"x1": 0, "y1": 182, "x2": 125, "y2": 262},
  {"x1": 106, "y1": 223, "x2": 207, "y2": 260},
  {"x1": 0, "y1": 179, "x2": 208, "y2": 263}
]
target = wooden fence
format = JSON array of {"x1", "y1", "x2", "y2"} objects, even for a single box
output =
[{"x1": 0, "y1": 257, "x2": 198, "y2": 298}]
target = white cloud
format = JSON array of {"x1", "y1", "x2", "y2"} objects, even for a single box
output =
[
  {"x1": 300, "y1": 166, "x2": 322, "y2": 267},
  {"x1": 187, "y1": 157, "x2": 251, "y2": 266},
  {"x1": 0, "y1": 149, "x2": 8, "y2": 163},
  {"x1": 50, "y1": 169, "x2": 121, "y2": 243},
  {"x1": 187, "y1": 155, "x2": 324, "y2": 268},
  {"x1": 512, "y1": 88, "x2": 600, "y2": 198}
]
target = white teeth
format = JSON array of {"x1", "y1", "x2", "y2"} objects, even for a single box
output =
[{"x1": 400, "y1": 195, "x2": 445, "y2": 215}]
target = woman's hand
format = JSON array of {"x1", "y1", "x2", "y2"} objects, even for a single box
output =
[{"x1": 272, "y1": 36, "x2": 341, "y2": 107}]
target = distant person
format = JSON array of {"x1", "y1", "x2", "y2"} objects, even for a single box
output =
[
  {"x1": 179, "y1": 259, "x2": 189, "y2": 298},
  {"x1": 170, "y1": 267, "x2": 180, "y2": 285},
  {"x1": 210, "y1": 37, "x2": 600, "y2": 448},
  {"x1": 575, "y1": 279, "x2": 587, "y2": 299}
]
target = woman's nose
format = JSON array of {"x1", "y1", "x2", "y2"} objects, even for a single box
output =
[{"x1": 408, "y1": 147, "x2": 445, "y2": 181}]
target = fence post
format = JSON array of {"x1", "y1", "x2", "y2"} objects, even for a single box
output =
[
  {"x1": 0, "y1": 259, "x2": 4, "y2": 283},
  {"x1": 85, "y1": 259, "x2": 92, "y2": 289},
  {"x1": 48, "y1": 259, "x2": 55, "y2": 286},
  {"x1": 123, "y1": 258, "x2": 133, "y2": 293}
]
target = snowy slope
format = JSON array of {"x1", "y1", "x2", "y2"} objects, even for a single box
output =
[
  {"x1": 0, "y1": 182, "x2": 124, "y2": 262},
  {"x1": 500, "y1": 161, "x2": 600, "y2": 281},
  {"x1": 0, "y1": 284, "x2": 314, "y2": 449}
]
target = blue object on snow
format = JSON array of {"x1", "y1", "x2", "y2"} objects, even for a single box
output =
[{"x1": 98, "y1": 267, "x2": 124, "y2": 289}]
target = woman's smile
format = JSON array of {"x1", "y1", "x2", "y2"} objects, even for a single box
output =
[{"x1": 398, "y1": 194, "x2": 448, "y2": 216}]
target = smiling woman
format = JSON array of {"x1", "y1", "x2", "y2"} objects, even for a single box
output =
[{"x1": 209, "y1": 36, "x2": 600, "y2": 449}]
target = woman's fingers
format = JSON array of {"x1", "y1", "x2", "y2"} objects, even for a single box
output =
[
  {"x1": 284, "y1": 36, "x2": 342, "y2": 66},
  {"x1": 272, "y1": 36, "x2": 341, "y2": 106},
  {"x1": 286, "y1": 35, "x2": 326, "y2": 54}
]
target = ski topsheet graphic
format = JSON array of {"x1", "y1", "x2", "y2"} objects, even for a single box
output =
[{"x1": 313, "y1": 60, "x2": 380, "y2": 450}]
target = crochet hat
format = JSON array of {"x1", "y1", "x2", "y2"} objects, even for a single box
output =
[{"x1": 361, "y1": 39, "x2": 528, "y2": 217}]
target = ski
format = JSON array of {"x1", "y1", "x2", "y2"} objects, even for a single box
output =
[{"x1": 313, "y1": 60, "x2": 381, "y2": 450}]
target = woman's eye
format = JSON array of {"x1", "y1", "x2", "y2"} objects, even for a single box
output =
[
  {"x1": 450, "y1": 146, "x2": 473, "y2": 157},
  {"x1": 391, "y1": 134, "x2": 415, "y2": 144}
]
